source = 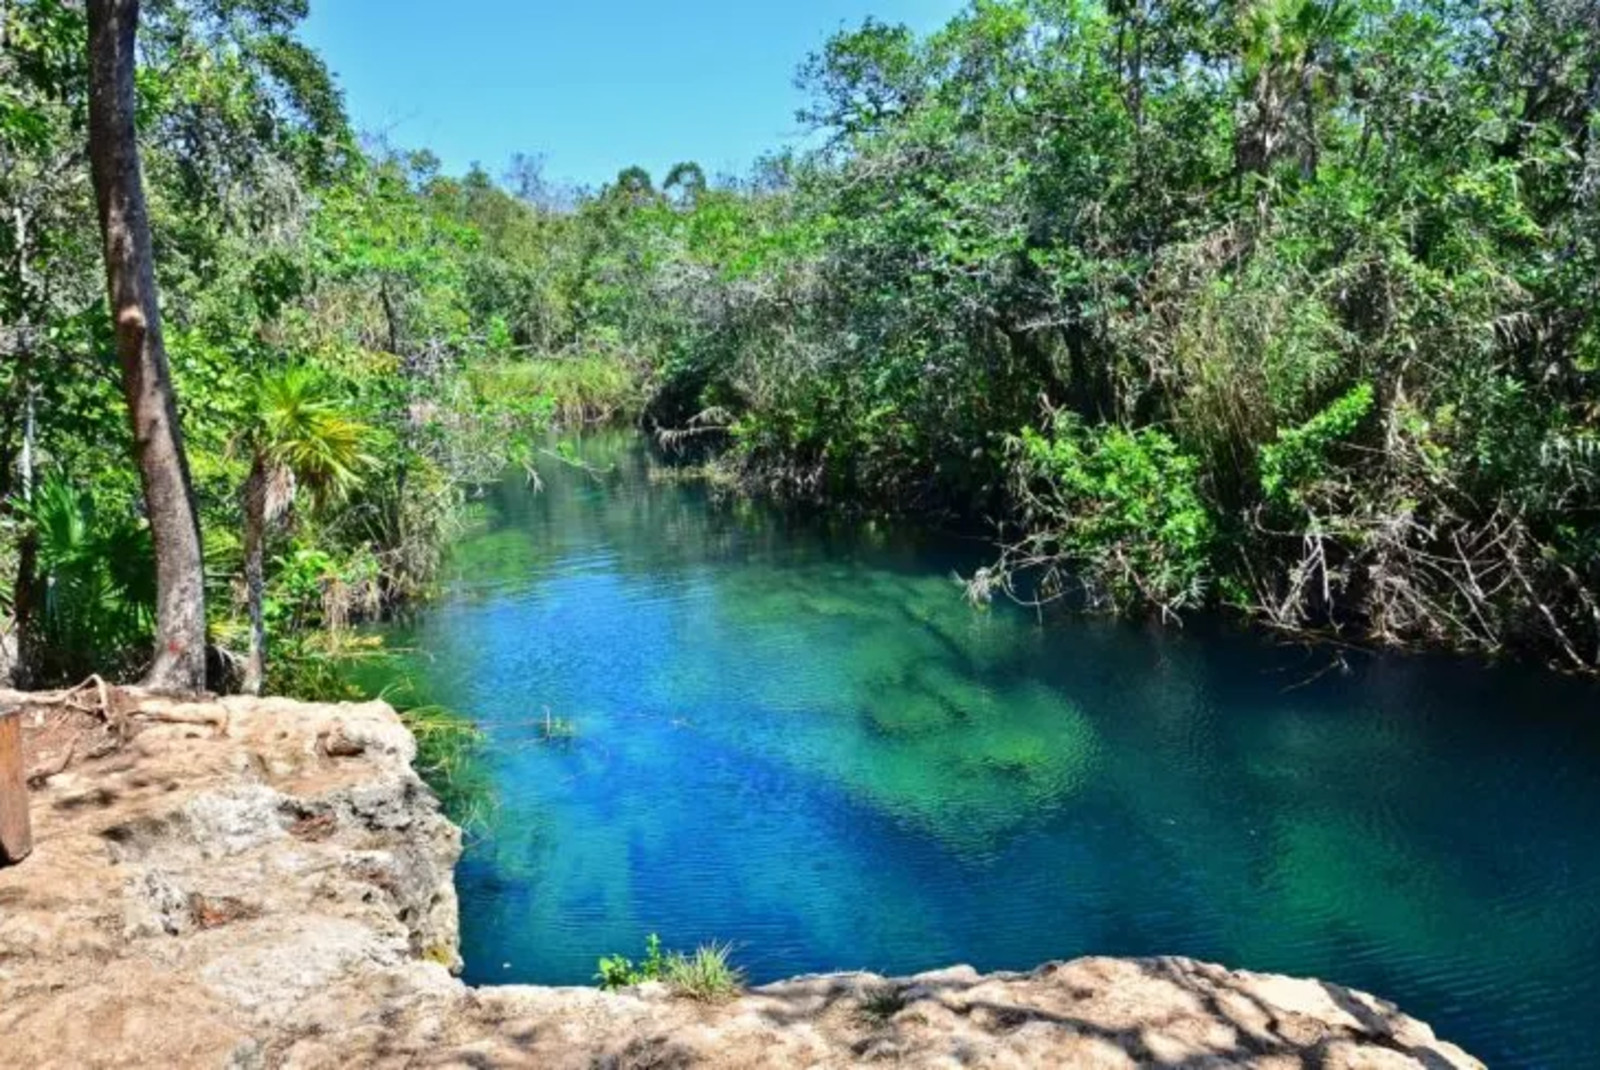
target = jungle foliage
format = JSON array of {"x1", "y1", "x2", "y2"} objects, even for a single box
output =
[
  {"x1": 587, "y1": 0, "x2": 1600, "y2": 669},
  {"x1": 3, "y1": 0, "x2": 1599, "y2": 681},
  {"x1": 0, "y1": 0, "x2": 630, "y2": 688}
]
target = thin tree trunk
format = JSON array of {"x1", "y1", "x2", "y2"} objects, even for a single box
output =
[
  {"x1": 11, "y1": 388, "x2": 38, "y2": 689},
  {"x1": 241, "y1": 458, "x2": 268, "y2": 697},
  {"x1": 8, "y1": 204, "x2": 38, "y2": 689},
  {"x1": 86, "y1": 0, "x2": 207, "y2": 692}
]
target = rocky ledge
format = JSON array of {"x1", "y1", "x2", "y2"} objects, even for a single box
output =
[{"x1": 0, "y1": 692, "x2": 1482, "y2": 1069}]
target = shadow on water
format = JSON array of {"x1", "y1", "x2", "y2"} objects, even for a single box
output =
[{"x1": 371, "y1": 429, "x2": 1600, "y2": 1069}]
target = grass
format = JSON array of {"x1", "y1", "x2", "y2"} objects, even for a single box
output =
[
  {"x1": 389, "y1": 690, "x2": 494, "y2": 835},
  {"x1": 663, "y1": 941, "x2": 745, "y2": 1003},
  {"x1": 596, "y1": 935, "x2": 745, "y2": 1002},
  {"x1": 265, "y1": 629, "x2": 389, "y2": 702},
  {"x1": 264, "y1": 634, "x2": 497, "y2": 834},
  {"x1": 470, "y1": 355, "x2": 642, "y2": 427},
  {"x1": 856, "y1": 984, "x2": 909, "y2": 1025}
]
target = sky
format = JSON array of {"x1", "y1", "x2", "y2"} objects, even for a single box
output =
[{"x1": 300, "y1": 0, "x2": 967, "y2": 191}]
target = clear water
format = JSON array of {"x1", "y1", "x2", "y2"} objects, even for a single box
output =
[{"x1": 375, "y1": 431, "x2": 1600, "y2": 1069}]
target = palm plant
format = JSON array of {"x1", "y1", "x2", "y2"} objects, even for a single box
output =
[
  {"x1": 237, "y1": 367, "x2": 375, "y2": 695},
  {"x1": 10, "y1": 473, "x2": 155, "y2": 683}
]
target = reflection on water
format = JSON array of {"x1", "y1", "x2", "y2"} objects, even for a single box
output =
[{"x1": 375, "y1": 431, "x2": 1600, "y2": 1069}]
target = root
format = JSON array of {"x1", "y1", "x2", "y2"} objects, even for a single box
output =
[{"x1": 2, "y1": 677, "x2": 230, "y2": 785}]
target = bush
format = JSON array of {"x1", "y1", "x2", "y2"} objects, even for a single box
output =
[
  {"x1": 10, "y1": 474, "x2": 155, "y2": 683},
  {"x1": 1259, "y1": 383, "x2": 1376, "y2": 508},
  {"x1": 596, "y1": 933, "x2": 668, "y2": 990},
  {"x1": 976, "y1": 412, "x2": 1214, "y2": 615}
]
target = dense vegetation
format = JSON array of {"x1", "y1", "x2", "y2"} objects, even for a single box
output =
[
  {"x1": 583, "y1": 0, "x2": 1600, "y2": 670},
  {"x1": 0, "y1": 0, "x2": 631, "y2": 692},
  {"x1": 3, "y1": 0, "x2": 1598, "y2": 688}
]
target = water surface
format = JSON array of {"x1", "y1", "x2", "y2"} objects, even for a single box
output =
[{"x1": 377, "y1": 431, "x2": 1600, "y2": 1069}]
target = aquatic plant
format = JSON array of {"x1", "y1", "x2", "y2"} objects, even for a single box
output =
[{"x1": 537, "y1": 708, "x2": 579, "y2": 744}]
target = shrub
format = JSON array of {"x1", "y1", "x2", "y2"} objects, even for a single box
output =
[
  {"x1": 596, "y1": 933, "x2": 668, "y2": 990},
  {"x1": 976, "y1": 412, "x2": 1215, "y2": 615},
  {"x1": 1259, "y1": 383, "x2": 1376, "y2": 508}
]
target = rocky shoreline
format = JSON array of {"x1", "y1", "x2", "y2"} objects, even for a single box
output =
[{"x1": 0, "y1": 693, "x2": 1483, "y2": 1068}]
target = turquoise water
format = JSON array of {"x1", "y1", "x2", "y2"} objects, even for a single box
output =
[{"x1": 378, "y1": 431, "x2": 1600, "y2": 1069}]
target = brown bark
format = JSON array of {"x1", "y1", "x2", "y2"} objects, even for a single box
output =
[
  {"x1": 86, "y1": 0, "x2": 207, "y2": 693},
  {"x1": 241, "y1": 458, "x2": 268, "y2": 696}
]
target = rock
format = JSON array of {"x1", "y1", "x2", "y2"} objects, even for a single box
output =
[{"x1": 0, "y1": 694, "x2": 1485, "y2": 1069}]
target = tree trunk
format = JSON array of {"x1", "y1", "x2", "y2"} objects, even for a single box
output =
[
  {"x1": 241, "y1": 458, "x2": 268, "y2": 697},
  {"x1": 8, "y1": 205, "x2": 39, "y2": 690},
  {"x1": 10, "y1": 389, "x2": 38, "y2": 689},
  {"x1": 86, "y1": 0, "x2": 207, "y2": 693}
]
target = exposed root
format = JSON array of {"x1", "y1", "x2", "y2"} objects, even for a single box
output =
[{"x1": 1, "y1": 678, "x2": 230, "y2": 785}]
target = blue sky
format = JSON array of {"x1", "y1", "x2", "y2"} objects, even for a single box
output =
[{"x1": 300, "y1": 1, "x2": 967, "y2": 191}]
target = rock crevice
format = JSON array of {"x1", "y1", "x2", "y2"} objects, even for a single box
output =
[{"x1": 0, "y1": 694, "x2": 1482, "y2": 1069}]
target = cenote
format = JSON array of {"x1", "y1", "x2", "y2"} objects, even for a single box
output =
[{"x1": 371, "y1": 431, "x2": 1600, "y2": 1069}]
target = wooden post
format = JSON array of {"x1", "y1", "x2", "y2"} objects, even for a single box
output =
[{"x1": 0, "y1": 708, "x2": 31, "y2": 866}]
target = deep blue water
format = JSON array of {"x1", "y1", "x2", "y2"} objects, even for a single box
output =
[{"x1": 377, "y1": 431, "x2": 1600, "y2": 1068}]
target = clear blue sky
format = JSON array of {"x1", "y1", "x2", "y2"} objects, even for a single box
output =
[{"x1": 300, "y1": 1, "x2": 967, "y2": 190}]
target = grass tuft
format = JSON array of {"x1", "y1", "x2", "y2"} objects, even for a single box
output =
[
  {"x1": 663, "y1": 941, "x2": 745, "y2": 1002},
  {"x1": 856, "y1": 984, "x2": 908, "y2": 1024}
]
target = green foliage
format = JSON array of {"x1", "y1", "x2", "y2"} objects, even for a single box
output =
[
  {"x1": 247, "y1": 367, "x2": 377, "y2": 508},
  {"x1": 0, "y1": 0, "x2": 636, "y2": 689},
  {"x1": 595, "y1": 934, "x2": 745, "y2": 1002},
  {"x1": 6, "y1": 0, "x2": 1600, "y2": 680},
  {"x1": 582, "y1": 0, "x2": 1600, "y2": 666},
  {"x1": 12, "y1": 474, "x2": 155, "y2": 681},
  {"x1": 999, "y1": 415, "x2": 1215, "y2": 613},
  {"x1": 264, "y1": 629, "x2": 385, "y2": 703},
  {"x1": 467, "y1": 356, "x2": 638, "y2": 430},
  {"x1": 1259, "y1": 383, "x2": 1376, "y2": 507},
  {"x1": 397, "y1": 698, "x2": 492, "y2": 831},
  {"x1": 596, "y1": 933, "x2": 668, "y2": 990}
]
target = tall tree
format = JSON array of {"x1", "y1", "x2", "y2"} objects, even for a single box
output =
[{"x1": 86, "y1": 0, "x2": 207, "y2": 692}]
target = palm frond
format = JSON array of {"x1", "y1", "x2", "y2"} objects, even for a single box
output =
[{"x1": 253, "y1": 366, "x2": 378, "y2": 509}]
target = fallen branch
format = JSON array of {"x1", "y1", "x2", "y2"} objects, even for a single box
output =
[{"x1": 26, "y1": 733, "x2": 78, "y2": 789}]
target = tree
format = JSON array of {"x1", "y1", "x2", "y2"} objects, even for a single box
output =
[
  {"x1": 86, "y1": 0, "x2": 209, "y2": 691},
  {"x1": 663, "y1": 162, "x2": 707, "y2": 209},
  {"x1": 238, "y1": 368, "x2": 372, "y2": 695},
  {"x1": 796, "y1": 18, "x2": 922, "y2": 139}
]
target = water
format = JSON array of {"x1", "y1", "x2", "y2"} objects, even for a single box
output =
[{"x1": 374, "y1": 431, "x2": 1600, "y2": 1069}]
